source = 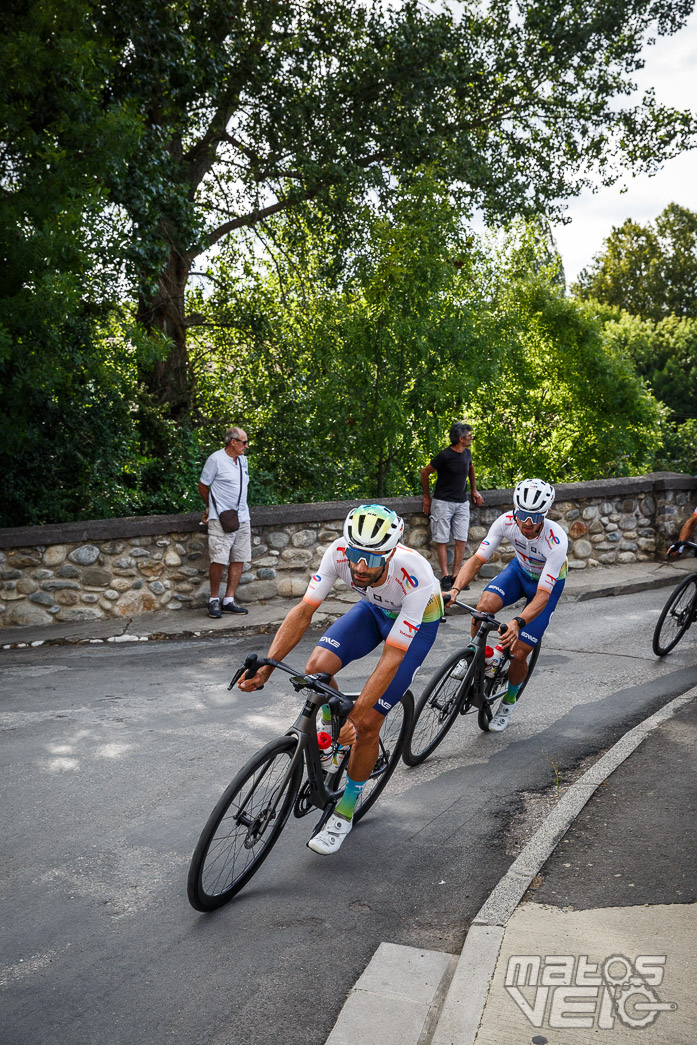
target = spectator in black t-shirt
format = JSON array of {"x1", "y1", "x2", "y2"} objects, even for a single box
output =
[{"x1": 421, "y1": 421, "x2": 484, "y2": 590}]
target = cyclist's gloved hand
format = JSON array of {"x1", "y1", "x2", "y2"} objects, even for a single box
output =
[{"x1": 667, "y1": 542, "x2": 685, "y2": 558}]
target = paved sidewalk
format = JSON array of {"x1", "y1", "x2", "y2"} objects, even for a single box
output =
[
  {"x1": 430, "y1": 690, "x2": 697, "y2": 1045},
  {"x1": 325, "y1": 691, "x2": 697, "y2": 1045},
  {"x1": 1, "y1": 558, "x2": 693, "y2": 649}
]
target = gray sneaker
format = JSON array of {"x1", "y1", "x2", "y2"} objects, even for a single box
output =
[
  {"x1": 221, "y1": 599, "x2": 249, "y2": 615},
  {"x1": 207, "y1": 598, "x2": 222, "y2": 619}
]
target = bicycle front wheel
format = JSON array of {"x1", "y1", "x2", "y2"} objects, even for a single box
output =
[
  {"x1": 187, "y1": 736, "x2": 303, "y2": 911},
  {"x1": 332, "y1": 690, "x2": 414, "y2": 823},
  {"x1": 653, "y1": 575, "x2": 697, "y2": 656},
  {"x1": 403, "y1": 649, "x2": 473, "y2": 766}
]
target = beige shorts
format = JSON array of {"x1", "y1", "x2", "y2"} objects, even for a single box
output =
[
  {"x1": 429, "y1": 498, "x2": 470, "y2": 544},
  {"x1": 208, "y1": 518, "x2": 253, "y2": 565}
]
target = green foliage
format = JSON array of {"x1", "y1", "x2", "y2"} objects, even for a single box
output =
[
  {"x1": 655, "y1": 419, "x2": 697, "y2": 475},
  {"x1": 33, "y1": 0, "x2": 695, "y2": 413},
  {"x1": 468, "y1": 279, "x2": 665, "y2": 485},
  {"x1": 189, "y1": 175, "x2": 497, "y2": 500},
  {"x1": 187, "y1": 195, "x2": 665, "y2": 502},
  {"x1": 3, "y1": 3, "x2": 695, "y2": 523},
  {"x1": 573, "y1": 204, "x2": 697, "y2": 320}
]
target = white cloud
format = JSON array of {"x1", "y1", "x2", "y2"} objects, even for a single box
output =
[{"x1": 551, "y1": 9, "x2": 697, "y2": 286}]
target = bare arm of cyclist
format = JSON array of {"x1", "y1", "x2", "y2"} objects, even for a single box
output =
[
  {"x1": 449, "y1": 553, "x2": 486, "y2": 603},
  {"x1": 669, "y1": 509, "x2": 697, "y2": 555},
  {"x1": 237, "y1": 600, "x2": 317, "y2": 691}
]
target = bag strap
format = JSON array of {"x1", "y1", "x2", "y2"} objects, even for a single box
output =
[{"x1": 208, "y1": 458, "x2": 243, "y2": 513}]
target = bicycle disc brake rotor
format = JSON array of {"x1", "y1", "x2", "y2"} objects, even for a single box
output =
[{"x1": 241, "y1": 806, "x2": 274, "y2": 848}]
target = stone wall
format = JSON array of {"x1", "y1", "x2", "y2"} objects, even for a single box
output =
[{"x1": 1, "y1": 473, "x2": 695, "y2": 628}]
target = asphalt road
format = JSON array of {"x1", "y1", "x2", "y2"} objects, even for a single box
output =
[{"x1": 2, "y1": 587, "x2": 696, "y2": 1045}]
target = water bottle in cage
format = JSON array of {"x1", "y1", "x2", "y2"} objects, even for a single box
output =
[
  {"x1": 489, "y1": 644, "x2": 505, "y2": 675},
  {"x1": 451, "y1": 656, "x2": 470, "y2": 680},
  {"x1": 317, "y1": 731, "x2": 334, "y2": 771}
]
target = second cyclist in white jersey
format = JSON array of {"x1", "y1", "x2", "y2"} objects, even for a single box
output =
[
  {"x1": 238, "y1": 504, "x2": 443, "y2": 854},
  {"x1": 449, "y1": 478, "x2": 568, "y2": 732}
]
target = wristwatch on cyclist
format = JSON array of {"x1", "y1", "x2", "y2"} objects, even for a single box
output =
[{"x1": 513, "y1": 615, "x2": 526, "y2": 630}]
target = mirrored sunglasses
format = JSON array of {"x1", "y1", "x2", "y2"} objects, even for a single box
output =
[
  {"x1": 345, "y1": 545, "x2": 386, "y2": 568},
  {"x1": 514, "y1": 510, "x2": 545, "y2": 525}
]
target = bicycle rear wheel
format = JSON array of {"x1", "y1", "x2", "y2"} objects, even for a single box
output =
[
  {"x1": 187, "y1": 736, "x2": 303, "y2": 911},
  {"x1": 653, "y1": 575, "x2": 697, "y2": 656},
  {"x1": 403, "y1": 649, "x2": 473, "y2": 766},
  {"x1": 479, "y1": 641, "x2": 542, "y2": 732},
  {"x1": 330, "y1": 691, "x2": 413, "y2": 823}
]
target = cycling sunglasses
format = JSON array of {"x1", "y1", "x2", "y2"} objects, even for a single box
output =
[
  {"x1": 345, "y1": 545, "x2": 387, "y2": 569},
  {"x1": 514, "y1": 509, "x2": 545, "y2": 525}
]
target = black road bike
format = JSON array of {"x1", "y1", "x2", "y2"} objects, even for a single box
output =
[
  {"x1": 403, "y1": 604, "x2": 540, "y2": 766},
  {"x1": 652, "y1": 542, "x2": 697, "y2": 657},
  {"x1": 187, "y1": 653, "x2": 414, "y2": 911}
]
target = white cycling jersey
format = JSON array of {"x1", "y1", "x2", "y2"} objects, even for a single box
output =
[
  {"x1": 476, "y1": 513, "x2": 569, "y2": 592},
  {"x1": 303, "y1": 539, "x2": 443, "y2": 650}
]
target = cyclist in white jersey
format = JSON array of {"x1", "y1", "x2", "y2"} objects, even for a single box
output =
[
  {"x1": 239, "y1": 504, "x2": 443, "y2": 855},
  {"x1": 668, "y1": 505, "x2": 697, "y2": 557},
  {"x1": 449, "y1": 479, "x2": 568, "y2": 732}
]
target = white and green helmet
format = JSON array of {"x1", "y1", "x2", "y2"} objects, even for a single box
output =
[{"x1": 343, "y1": 504, "x2": 404, "y2": 553}]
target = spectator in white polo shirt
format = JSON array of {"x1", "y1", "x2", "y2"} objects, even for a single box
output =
[{"x1": 198, "y1": 426, "x2": 252, "y2": 617}]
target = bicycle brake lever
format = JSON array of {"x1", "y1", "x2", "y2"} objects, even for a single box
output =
[{"x1": 228, "y1": 652, "x2": 265, "y2": 690}]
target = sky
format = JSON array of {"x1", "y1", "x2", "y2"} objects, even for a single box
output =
[{"x1": 551, "y1": 7, "x2": 697, "y2": 287}]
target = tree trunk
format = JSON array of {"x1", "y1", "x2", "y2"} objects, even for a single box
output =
[{"x1": 136, "y1": 245, "x2": 192, "y2": 418}]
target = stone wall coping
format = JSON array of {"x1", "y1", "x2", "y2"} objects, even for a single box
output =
[{"x1": 1, "y1": 472, "x2": 695, "y2": 549}]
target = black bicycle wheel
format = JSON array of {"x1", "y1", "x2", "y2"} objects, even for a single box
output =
[
  {"x1": 653, "y1": 575, "x2": 697, "y2": 656},
  {"x1": 330, "y1": 691, "x2": 414, "y2": 823},
  {"x1": 403, "y1": 649, "x2": 474, "y2": 766},
  {"x1": 187, "y1": 736, "x2": 303, "y2": 911},
  {"x1": 479, "y1": 641, "x2": 542, "y2": 732}
]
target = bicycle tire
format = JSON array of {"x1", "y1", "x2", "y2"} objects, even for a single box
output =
[
  {"x1": 484, "y1": 640, "x2": 542, "y2": 708},
  {"x1": 403, "y1": 649, "x2": 474, "y2": 766},
  {"x1": 330, "y1": 691, "x2": 414, "y2": 823},
  {"x1": 479, "y1": 641, "x2": 542, "y2": 732},
  {"x1": 652, "y1": 574, "x2": 697, "y2": 656},
  {"x1": 187, "y1": 735, "x2": 303, "y2": 911}
]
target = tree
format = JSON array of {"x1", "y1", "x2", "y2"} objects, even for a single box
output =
[
  {"x1": 187, "y1": 174, "x2": 501, "y2": 499},
  {"x1": 87, "y1": 0, "x2": 696, "y2": 413},
  {"x1": 573, "y1": 204, "x2": 697, "y2": 320},
  {"x1": 186, "y1": 194, "x2": 665, "y2": 500},
  {"x1": 443, "y1": 221, "x2": 665, "y2": 483}
]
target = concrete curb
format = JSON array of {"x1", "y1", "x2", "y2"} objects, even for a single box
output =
[{"x1": 428, "y1": 685, "x2": 697, "y2": 1045}]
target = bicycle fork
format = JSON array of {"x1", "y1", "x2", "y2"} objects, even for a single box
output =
[{"x1": 236, "y1": 740, "x2": 306, "y2": 846}]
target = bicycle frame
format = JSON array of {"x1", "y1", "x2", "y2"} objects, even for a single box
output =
[
  {"x1": 228, "y1": 654, "x2": 355, "y2": 827},
  {"x1": 458, "y1": 604, "x2": 511, "y2": 711}
]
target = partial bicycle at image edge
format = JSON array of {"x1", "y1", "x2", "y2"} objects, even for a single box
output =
[
  {"x1": 186, "y1": 653, "x2": 413, "y2": 911},
  {"x1": 652, "y1": 542, "x2": 697, "y2": 657},
  {"x1": 403, "y1": 602, "x2": 540, "y2": 766}
]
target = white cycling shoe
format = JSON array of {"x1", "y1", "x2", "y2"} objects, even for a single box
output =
[
  {"x1": 489, "y1": 700, "x2": 517, "y2": 732},
  {"x1": 307, "y1": 814, "x2": 353, "y2": 855}
]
